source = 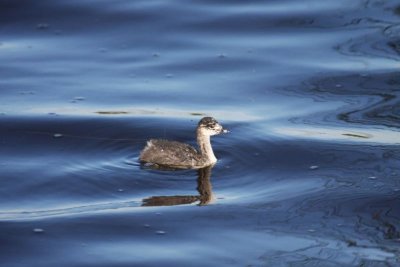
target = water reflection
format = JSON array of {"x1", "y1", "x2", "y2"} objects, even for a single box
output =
[
  {"x1": 142, "y1": 165, "x2": 214, "y2": 207},
  {"x1": 2, "y1": 0, "x2": 400, "y2": 266}
]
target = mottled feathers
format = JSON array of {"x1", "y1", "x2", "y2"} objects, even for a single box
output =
[{"x1": 139, "y1": 139, "x2": 202, "y2": 169}]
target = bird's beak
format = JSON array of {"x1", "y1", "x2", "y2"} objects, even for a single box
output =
[{"x1": 221, "y1": 128, "x2": 229, "y2": 134}]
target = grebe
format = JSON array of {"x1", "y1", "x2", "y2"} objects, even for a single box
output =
[{"x1": 139, "y1": 117, "x2": 228, "y2": 169}]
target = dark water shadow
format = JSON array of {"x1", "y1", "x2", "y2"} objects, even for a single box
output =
[{"x1": 142, "y1": 165, "x2": 214, "y2": 207}]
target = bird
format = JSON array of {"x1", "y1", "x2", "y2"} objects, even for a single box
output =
[{"x1": 139, "y1": 117, "x2": 228, "y2": 169}]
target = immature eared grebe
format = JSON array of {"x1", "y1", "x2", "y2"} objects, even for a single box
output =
[{"x1": 139, "y1": 117, "x2": 228, "y2": 169}]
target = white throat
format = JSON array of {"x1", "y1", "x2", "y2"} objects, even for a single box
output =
[{"x1": 197, "y1": 129, "x2": 217, "y2": 164}]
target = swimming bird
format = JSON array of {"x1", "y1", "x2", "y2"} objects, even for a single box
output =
[{"x1": 139, "y1": 117, "x2": 228, "y2": 169}]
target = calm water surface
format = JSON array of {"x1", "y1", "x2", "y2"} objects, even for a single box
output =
[{"x1": 1, "y1": 0, "x2": 400, "y2": 266}]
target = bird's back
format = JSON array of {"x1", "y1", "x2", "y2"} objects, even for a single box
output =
[{"x1": 139, "y1": 139, "x2": 201, "y2": 169}]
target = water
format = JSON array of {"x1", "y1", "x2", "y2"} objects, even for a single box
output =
[{"x1": 1, "y1": 0, "x2": 400, "y2": 266}]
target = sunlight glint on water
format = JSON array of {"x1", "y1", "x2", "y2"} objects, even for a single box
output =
[{"x1": 0, "y1": 0, "x2": 399, "y2": 266}]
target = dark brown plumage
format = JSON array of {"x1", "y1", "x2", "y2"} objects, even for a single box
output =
[{"x1": 139, "y1": 117, "x2": 227, "y2": 169}]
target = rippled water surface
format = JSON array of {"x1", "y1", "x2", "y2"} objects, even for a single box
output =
[{"x1": 1, "y1": 0, "x2": 400, "y2": 266}]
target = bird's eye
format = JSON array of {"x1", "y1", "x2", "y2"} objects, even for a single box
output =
[{"x1": 208, "y1": 123, "x2": 216, "y2": 128}]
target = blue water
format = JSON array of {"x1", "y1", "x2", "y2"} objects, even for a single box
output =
[{"x1": 1, "y1": 0, "x2": 400, "y2": 266}]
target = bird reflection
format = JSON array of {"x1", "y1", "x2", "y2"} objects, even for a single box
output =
[{"x1": 142, "y1": 165, "x2": 214, "y2": 207}]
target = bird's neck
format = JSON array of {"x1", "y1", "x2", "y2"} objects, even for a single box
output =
[{"x1": 197, "y1": 129, "x2": 217, "y2": 164}]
